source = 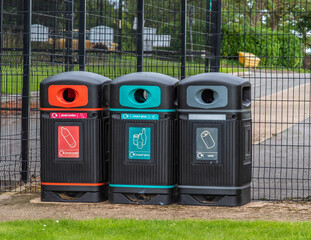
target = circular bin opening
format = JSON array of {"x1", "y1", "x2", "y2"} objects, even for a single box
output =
[
  {"x1": 134, "y1": 89, "x2": 148, "y2": 103},
  {"x1": 201, "y1": 89, "x2": 215, "y2": 104},
  {"x1": 63, "y1": 88, "x2": 76, "y2": 102}
]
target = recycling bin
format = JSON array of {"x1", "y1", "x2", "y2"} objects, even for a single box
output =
[
  {"x1": 177, "y1": 73, "x2": 252, "y2": 206},
  {"x1": 109, "y1": 72, "x2": 178, "y2": 205},
  {"x1": 40, "y1": 71, "x2": 111, "y2": 202}
]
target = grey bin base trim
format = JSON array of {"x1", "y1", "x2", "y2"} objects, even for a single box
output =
[
  {"x1": 177, "y1": 184, "x2": 251, "y2": 190},
  {"x1": 177, "y1": 185, "x2": 251, "y2": 206},
  {"x1": 177, "y1": 109, "x2": 251, "y2": 113}
]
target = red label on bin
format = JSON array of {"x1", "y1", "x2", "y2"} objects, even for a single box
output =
[
  {"x1": 50, "y1": 113, "x2": 87, "y2": 119},
  {"x1": 58, "y1": 126, "x2": 80, "y2": 158}
]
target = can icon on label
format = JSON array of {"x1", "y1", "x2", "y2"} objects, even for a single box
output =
[{"x1": 200, "y1": 130, "x2": 216, "y2": 149}]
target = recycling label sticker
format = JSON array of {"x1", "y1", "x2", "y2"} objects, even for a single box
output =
[
  {"x1": 128, "y1": 127, "x2": 151, "y2": 160},
  {"x1": 58, "y1": 126, "x2": 80, "y2": 158},
  {"x1": 196, "y1": 128, "x2": 218, "y2": 161}
]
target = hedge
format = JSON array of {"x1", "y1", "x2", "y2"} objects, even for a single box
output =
[{"x1": 221, "y1": 23, "x2": 304, "y2": 68}]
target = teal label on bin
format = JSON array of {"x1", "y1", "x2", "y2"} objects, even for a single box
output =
[
  {"x1": 121, "y1": 113, "x2": 159, "y2": 120},
  {"x1": 128, "y1": 127, "x2": 151, "y2": 160},
  {"x1": 196, "y1": 128, "x2": 218, "y2": 161}
]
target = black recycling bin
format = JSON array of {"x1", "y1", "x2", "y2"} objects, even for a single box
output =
[
  {"x1": 40, "y1": 71, "x2": 111, "y2": 202},
  {"x1": 109, "y1": 72, "x2": 178, "y2": 205},
  {"x1": 177, "y1": 73, "x2": 252, "y2": 206}
]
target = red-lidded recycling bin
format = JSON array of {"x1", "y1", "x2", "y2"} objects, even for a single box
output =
[{"x1": 40, "y1": 71, "x2": 111, "y2": 202}]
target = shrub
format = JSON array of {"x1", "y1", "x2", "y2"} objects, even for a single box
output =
[{"x1": 221, "y1": 23, "x2": 304, "y2": 68}]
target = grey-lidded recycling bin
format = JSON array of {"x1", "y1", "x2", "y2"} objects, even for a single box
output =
[
  {"x1": 109, "y1": 72, "x2": 178, "y2": 205},
  {"x1": 177, "y1": 73, "x2": 252, "y2": 206}
]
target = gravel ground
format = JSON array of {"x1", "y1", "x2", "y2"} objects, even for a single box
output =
[{"x1": 0, "y1": 193, "x2": 311, "y2": 222}]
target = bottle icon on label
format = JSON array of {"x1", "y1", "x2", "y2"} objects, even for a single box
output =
[
  {"x1": 133, "y1": 128, "x2": 147, "y2": 149},
  {"x1": 61, "y1": 127, "x2": 77, "y2": 148},
  {"x1": 200, "y1": 130, "x2": 216, "y2": 149}
]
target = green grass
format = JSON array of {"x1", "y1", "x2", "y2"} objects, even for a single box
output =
[
  {"x1": 0, "y1": 219, "x2": 311, "y2": 240},
  {"x1": 2, "y1": 55, "x2": 309, "y2": 94},
  {"x1": 1, "y1": 55, "x2": 244, "y2": 94}
]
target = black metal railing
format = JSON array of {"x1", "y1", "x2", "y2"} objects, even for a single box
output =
[{"x1": 0, "y1": 0, "x2": 310, "y2": 201}]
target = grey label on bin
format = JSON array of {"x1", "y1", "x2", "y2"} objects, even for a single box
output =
[
  {"x1": 196, "y1": 128, "x2": 218, "y2": 161},
  {"x1": 189, "y1": 114, "x2": 226, "y2": 120}
]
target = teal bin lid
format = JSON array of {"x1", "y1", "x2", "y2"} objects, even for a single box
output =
[
  {"x1": 110, "y1": 72, "x2": 178, "y2": 110},
  {"x1": 119, "y1": 85, "x2": 161, "y2": 109}
]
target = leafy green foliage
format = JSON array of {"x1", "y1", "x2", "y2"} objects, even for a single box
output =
[{"x1": 221, "y1": 23, "x2": 304, "y2": 68}]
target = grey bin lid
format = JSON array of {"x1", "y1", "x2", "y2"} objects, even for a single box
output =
[{"x1": 178, "y1": 73, "x2": 251, "y2": 111}]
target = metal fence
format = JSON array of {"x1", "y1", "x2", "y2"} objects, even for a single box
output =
[{"x1": 0, "y1": 0, "x2": 310, "y2": 201}]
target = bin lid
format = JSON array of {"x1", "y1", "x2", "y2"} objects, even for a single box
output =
[
  {"x1": 40, "y1": 71, "x2": 111, "y2": 109},
  {"x1": 178, "y1": 73, "x2": 251, "y2": 111},
  {"x1": 110, "y1": 72, "x2": 178, "y2": 110}
]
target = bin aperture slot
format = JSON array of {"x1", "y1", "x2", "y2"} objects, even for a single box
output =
[
  {"x1": 201, "y1": 89, "x2": 215, "y2": 103},
  {"x1": 134, "y1": 89, "x2": 149, "y2": 103},
  {"x1": 63, "y1": 88, "x2": 76, "y2": 102}
]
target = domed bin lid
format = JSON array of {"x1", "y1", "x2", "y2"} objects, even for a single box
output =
[
  {"x1": 178, "y1": 73, "x2": 251, "y2": 111},
  {"x1": 110, "y1": 72, "x2": 178, "y2": 110},
  {"x1": 40, "y1": 71, "x2": 111, "y2": 109}
]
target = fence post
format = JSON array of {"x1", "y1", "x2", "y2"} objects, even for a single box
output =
[
  {"x1": 181, "y1": 0, "x2": 187, "y2": 79},
  {"x1": 51, "y1": 2, "x2": 57, "y2": 63},
  {"x1": 137, "y1": 0, "x2": 144, "y2": 72},
  {"x1": 118, "y1": 0, "x2": 123, "y2": 57},
  {"x1": 205, "y1": 0, "x2": 211, "y2": 73},
  {"x1": 21, "y1": 0, "x2": 32, "y2": 183},
  {"x1": 210, "y1": 0, "x2": 221, "y2": 72},
  {"x1": 79, "y1": 0, "x2": 86, "y2": 71},
  {"x1": 0, "y1": 0, "x2": 3, "y2": 88},
  {"x1": 0, "y1": 0, "x2": 3, "y2": 145},
  {"x1": 65, "y1": 0, "x2": 73, "y2": 72}
]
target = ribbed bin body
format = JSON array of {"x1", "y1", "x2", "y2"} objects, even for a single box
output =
[
  {"x1": 40, "y1": 71, "x2": 111, "y2": 202},
  {"x1": 179, "y1": 119, "x2": 251, "y2": 187},
  {"x1": 177, "y1": 73, "x2": 252, "y2": 206},
  {"x1": 41, "y1": 113, "x2": 109, "y2": 184},
  {"x1": 110, "y1": 116, "x2": 176, "y2": 185},
  {"x1": 109, "y1": 72, "x2": 178, "y2": 205}
]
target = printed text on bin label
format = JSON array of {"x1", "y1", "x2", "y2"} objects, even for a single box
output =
[{"x1": 50, "y1": 113, "x2": 87, "y2": 119}]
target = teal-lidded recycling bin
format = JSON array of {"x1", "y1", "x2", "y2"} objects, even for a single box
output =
[{"x1": 109, "y1": 72, "x2": 178, "y2": 205}]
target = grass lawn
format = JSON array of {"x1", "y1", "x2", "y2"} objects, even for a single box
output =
[
  {"x1": 0, "y1": 219, "x2": 311, "y2": 240},
  {"x1": 2, "y1": 55, "x2": 309, "y2": 94},
  {"x1": 1, "y1": 56, "x2": 244, "y2": 94}
]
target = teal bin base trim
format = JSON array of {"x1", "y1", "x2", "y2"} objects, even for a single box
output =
[
  {"x1": 109, "y1": 184, "x2": 177, "y2": 205},
  {"x1": 110, "y1": 108, "x2": 176, "y2": 112},
  {"x1": 109, "y1": 184, "x2": 175, "y2": 189}
]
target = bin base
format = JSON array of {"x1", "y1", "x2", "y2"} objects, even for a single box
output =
[
  {"x1": 41, "y1": 190, "x2": 107, "y2": 203},
  {"x1": 109, "y1": 192, "x2": 176, "y2": 205},
  {"x1": 41, "y1": 184, "x2": 108, "y2": 203},
  {"x1": 177, "y1": 184, "x2": 251, "y2": 206},
  {"x1": 109, "y1": 186, "x2": 176, "y2": 205}
]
